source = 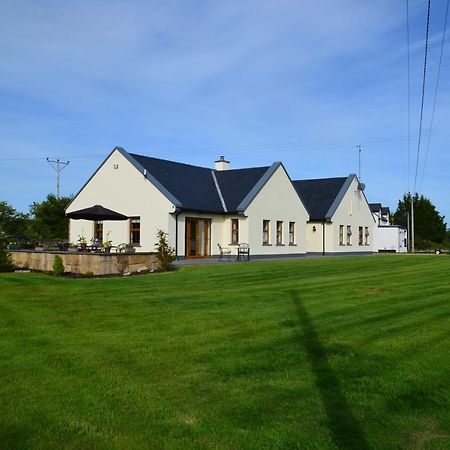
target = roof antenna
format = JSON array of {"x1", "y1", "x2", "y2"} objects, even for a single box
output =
[
  {"x1": 356, "y1": 145, "x2": 362, "y2": 180},
  {"x1": 356, "y1": 145, "x2": 365, "y2": 191}
]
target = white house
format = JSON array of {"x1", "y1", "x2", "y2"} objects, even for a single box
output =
[
  {"x1": 292, "y1": 175, "x2": 374, "y2": 255},
  {"x1": 369, "y1": 203, "x2": 408, "y2": 253},
  {"x1": 66, "y1": 147, "x2": 310, "y2": 259}
]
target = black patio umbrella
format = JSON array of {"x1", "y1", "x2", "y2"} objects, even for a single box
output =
[{"x1": 66, "y1": 205, "x2": 128, "y2": 221}]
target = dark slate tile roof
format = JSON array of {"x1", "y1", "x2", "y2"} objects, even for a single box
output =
[
  {"x1": 369, "y1": 203, "x2": 390, "y2": 215},
  {"x1": 292, "y1": 177, "x2": 347, "y2": 220},
  {"x1": 215, "y1": 166, "x2": 270, "y2": 212},
  {"x1": 369, "y1": 203, "x2": 382, "y2": 213},
  {"x1": 130, "y1": 153, "x2": 222, "y2": 212},
  {"x1": 130, "y1": 153, "x2": 269, "y2": 213}
]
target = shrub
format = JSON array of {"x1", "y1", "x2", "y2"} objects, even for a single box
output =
[
  {"x1": 155, "y1": 230, "x2": 176, "y2": 271},
  {"x1": 52, "y1": 255, "x2": 65, "y2": 276},
  {"x1": 0, "y1": 246, "x2": 14, "y2": 272}
]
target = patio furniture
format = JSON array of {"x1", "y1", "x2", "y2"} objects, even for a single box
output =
[
  {"x1": 66, "y1": 205, "x2": 128, "y2": 221},
  {"x1": 116, "y1": 243, "x2": 136, "y2": 253},
  {"x1": 217, "y1": 243, "x2": 232, "y2": 261},
  {"x1": 236, "y1": 243, "x2": 250, "y2": 262}
]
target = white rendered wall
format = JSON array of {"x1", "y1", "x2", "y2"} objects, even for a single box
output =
[
  {"x1": 244, "y1": 166, "x2": 309, "y2": 255},
  {"x1": 305, "y1": 178, "x2": 374, "y2": 253},
  {"x1": 329, "y1": 178, "x2": 374, "y2": 253},
  {"x1": 67, "y1": 149, "x2": 175, "y2": 252},
  {"x1": 305, "y1": 222, "x2": 334, "y2": 254}
]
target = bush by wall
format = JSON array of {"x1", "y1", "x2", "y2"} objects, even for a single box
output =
[
  {"x1": 155, "y1": 230, "x2": 176, "y2": 271},
  {"x1": 52, "y1": 255, "x2": 65, "y2": 276},
  {"x1": 0, "y1": 246, "x2": 14, "y2": 272}
]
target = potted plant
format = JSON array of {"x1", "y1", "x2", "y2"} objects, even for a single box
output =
[
  {"x1": 7, "y1": 241, "x2": 21, "y2": 250},
  {"x1": 78, "y1": 235, "x2": 87, "y2": 251},
  {"x1": 102, "y1": 232, "x2": 113, "y2": 253}
]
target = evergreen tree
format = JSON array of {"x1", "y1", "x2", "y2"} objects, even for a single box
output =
[{"x1": 393, "y1": 193, "x2": 446, "y2": 247}]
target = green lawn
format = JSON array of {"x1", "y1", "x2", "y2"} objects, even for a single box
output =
[{"x1": 1, "y1": 255, "x2": 449, "y2": 450}]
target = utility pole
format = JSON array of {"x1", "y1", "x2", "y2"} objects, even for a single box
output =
[
  {"x1": 406, "y1": 210, "x2": 410, "y2": 252},
  {"x1": 47, "y1": 158, "x2": 69, "y2": 198},
  {"x1": 410, "y1": 193, "x2": 415, "y2": 253},
  {"x1": 356, "y1": 145, "x2": 362, "y2": 179}
]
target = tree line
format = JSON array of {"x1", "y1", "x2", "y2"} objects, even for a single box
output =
[
  {"x1": 0, "y1": 195, "x2": 72, "y2": 241},
  {"x1": 393, "y1": 193, "x2": 448, "y2": 249}
]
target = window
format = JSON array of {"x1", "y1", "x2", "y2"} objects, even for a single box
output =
[
  {"x1": 262, "y1": 220, "x2": 270, "y2": 244},
  {"x1": 359, "y1": 226, "x2": 363, "y2": 246},
  {"x1": 365, "y1": 227, "x2": 370, "y2": 245},
  {"x1": 346, "y1": 225, "x2": 352, "y2": 246},
  {"x1": 130, "y1": 217, "x2": 141, "y2": 245},
  {"x1": 231, "y1": 219, "x2": 239, "y2": 245},
  {"x1": 339, "y1": 225, "x2": 344, "y2": 246},
  {"x1": 94, "y1": 221, "x2": 103, "y2": 243},
  {"x1": 289, "y1": 222, "x2": 295, "y2": 245},
  {"x1": 276, "y1": 221, "x2": 283, "y2": 245}
]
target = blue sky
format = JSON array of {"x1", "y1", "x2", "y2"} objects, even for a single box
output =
[{"x1": 1, "y1": 0, "x2": 449, "y2": 221}]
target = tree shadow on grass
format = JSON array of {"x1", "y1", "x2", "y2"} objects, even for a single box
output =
[{"x1": 291, "y1": 291, "x2": 370, "y2": 450}]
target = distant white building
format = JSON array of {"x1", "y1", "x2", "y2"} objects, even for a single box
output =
[{"x1": 370, "y1": 203, "x2": 407, "y2": 253}]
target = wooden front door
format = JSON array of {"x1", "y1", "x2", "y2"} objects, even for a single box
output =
[{"x1": 186, "y1": 218, "x2": 211, "y2": 258}]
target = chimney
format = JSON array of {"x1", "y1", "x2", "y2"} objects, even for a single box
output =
[{"x1": 214, "y1": 155, "x2": 230, "y2": 171}]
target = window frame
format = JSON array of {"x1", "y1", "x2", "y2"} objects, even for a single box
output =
[
  {"x1": 276, "y1": 221, "x2": 283, "y2": 245},
  {"x1": 359, "y1": 226, "x2": 364, "y2": 246},
  {"x1": 339, "y1": 225, "x2": 344, "y2": 246},
  {"x1": 129, "y1": 217, "x2": 141, "y2": 246},
  {"x1": 364, "y1": 226, "x2": 370, "y2": 245},
  {"x1": 231, "y1": 218, "x2": 239, "y2": 245},
  {"x1": 94, "y1": 220, "x2": 103, "y2": 243},
  {"x1": 289, "y1": 222, "x2": 295, "y2": 245},
  {"x1": 262, "y1": 220, "x2": 270, "y2": 245},
  {"x1": 346, "y1": 225, "x2": 352, "y2": 246}
]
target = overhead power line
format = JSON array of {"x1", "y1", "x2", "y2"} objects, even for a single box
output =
[
  {"x1": 2, "y1": 133, "x2": 450, "y2": 163},
  {"x1": 420, "y1": 0, "x2": 449, "y2": 190},
  {"x1": 406, "y1": 0, "x2": 411, "y2": 194},
  {"x1": 413, "y1": 0, "x2": 432, "y2": 195}
]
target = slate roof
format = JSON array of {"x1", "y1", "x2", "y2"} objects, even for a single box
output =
[
  {"x1": 369, "y1": 203, "x2": 390, "y2": 215},
  {"x1": 129, "y1": 152, "x2": 271, "y2": 214},
  {"x1": 215, "y1": 167, "x2": 270, "y2": 212},
  {"x1": 292, "y1": 177, "x2": 348, "y2": 220},
  {"x1": 369, "y1": 203, "x2": 382, "y2": 213}
]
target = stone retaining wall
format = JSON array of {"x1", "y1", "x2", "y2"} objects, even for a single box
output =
[{"x1": 10, "y1": 250, "x2": 159, "y2": 276}]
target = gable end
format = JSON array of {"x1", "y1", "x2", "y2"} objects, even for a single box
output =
[{"x1": 236, "y1": 162, "x2": 282, "y2": 212}]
